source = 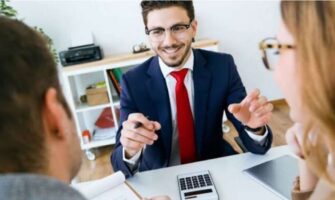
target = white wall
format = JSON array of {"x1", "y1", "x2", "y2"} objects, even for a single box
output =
[{"x1": 11, "y1": 0, "x2": 283, "y2": 100}]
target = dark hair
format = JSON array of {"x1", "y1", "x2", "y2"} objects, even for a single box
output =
[
  {"x1": 141, "y1": 0, "x2": 195, "y2": 27},
  {"x1": 0, "y1": 17, "x2": 71, "y2": 173}
]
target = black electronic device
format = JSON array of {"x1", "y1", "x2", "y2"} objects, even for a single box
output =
[{"x1": 59, "y1": 44, "x2": 103, "y2": 66}]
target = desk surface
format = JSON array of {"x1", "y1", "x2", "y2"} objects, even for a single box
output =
[{"x1": 127, "y1": 145, "x2": 294, "y2": 200}]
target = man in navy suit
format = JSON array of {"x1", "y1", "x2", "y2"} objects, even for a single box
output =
[{"x1": 111, "y1": 1, "x2": 274, "y2": 178}]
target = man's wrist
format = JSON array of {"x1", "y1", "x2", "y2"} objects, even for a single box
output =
[
  {"x1": 123, "y1": 147, "x2": 142, "y2": 165},
  {"x1": 125, "y1": 148, "x2": 140, "y2": 159},
  {"x1": 244, "y1": 125, "x2": 265, "y2": 135}
]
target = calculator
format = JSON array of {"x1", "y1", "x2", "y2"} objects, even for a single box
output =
[{"x1": 177, "y1": 170, "x2": 219, "y2": 200}]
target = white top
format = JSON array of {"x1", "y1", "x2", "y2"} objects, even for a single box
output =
[{"x1": 123, "y1": 50, "x2": 268, "y2": 168}]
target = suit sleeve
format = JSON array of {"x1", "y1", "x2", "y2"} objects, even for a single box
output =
[
  {"x1": 224, "y1": 55, "x2": 272, "y2": 154},
  {"x1": 110, "y1": 74, "x2": 140, "y2": 178}
]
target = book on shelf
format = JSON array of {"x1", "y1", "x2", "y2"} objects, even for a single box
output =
[
  {"x1": 91, "y1": 106, "x2": 120, "y2": 141},
  {"x1": 107, "y1": 69, "x2": 121, "y2": 97},
  {"x1": 92, "y1": 127, "x2": 116, "y2": 141},
  {"x1": 95, "y1": 108, "x2": 114, "y2": 128},
  {"x1": 73, "y1": 171, "x2": 141, "y2": 200},
  {"x1": 111, "y1": 68, "x2": 123, "y2": 82}
]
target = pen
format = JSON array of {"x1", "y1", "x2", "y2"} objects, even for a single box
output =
[
  {"x1": 134, "y1": 121, "x2": 143, "y2": 129},
  {"x1": 133, "y1": 116, "x2": 150, "y2": 129}
]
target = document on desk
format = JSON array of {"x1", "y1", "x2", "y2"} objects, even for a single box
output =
[{"x1": 73, "y1": 171, "x2": 141, "y2": 200}]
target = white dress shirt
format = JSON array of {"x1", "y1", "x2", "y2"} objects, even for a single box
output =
[{"x1": 123, "y1": 50, "x2": 268, "y2": 168}]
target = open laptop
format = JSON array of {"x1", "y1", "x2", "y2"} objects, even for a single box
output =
[{"x1": 244, "y1": 155, "x2": 298, "y2": 199}]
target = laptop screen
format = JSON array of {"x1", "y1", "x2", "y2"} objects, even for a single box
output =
[{"x1": 244, "y1": 155, "x2": 298, "y2": 199}]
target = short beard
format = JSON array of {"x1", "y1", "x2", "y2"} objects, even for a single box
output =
[{"x1": 161, "y1": 42, "x2": 192, "y2": 68}]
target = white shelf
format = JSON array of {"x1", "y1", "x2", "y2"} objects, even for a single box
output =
[
  {"x1": 112, "y1": 101, "x2": 120, "y2": 107},
  {"x1": 82, "y1": 137, "x2": 116, "y2": 150},
  {"x1": 75, "y1": 102, "x2": 111, "y2": 113}
]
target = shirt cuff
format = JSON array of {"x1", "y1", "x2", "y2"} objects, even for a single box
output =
[
  {"x1": 122, "y1": 147, "x2": 142, "y2": 166},
  {"x1": 245, "y1": 126, "x2": 268, "y2": 146}
]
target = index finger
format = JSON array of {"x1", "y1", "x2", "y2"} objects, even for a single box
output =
[{"x1": 244, "y1": 89, "x2": 260, "y2": 104}]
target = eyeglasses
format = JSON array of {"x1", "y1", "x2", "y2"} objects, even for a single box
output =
[
  {"x1": 259, "y1": 37, "x2": 295, "y2": 70},
  {"x1": 145, "y1": 20, "x2": 193, "y2": 42}
]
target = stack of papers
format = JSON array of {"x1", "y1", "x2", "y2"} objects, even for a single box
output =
[{"x1": 92, "y1": 128, "x2": 116, "y2": 141}]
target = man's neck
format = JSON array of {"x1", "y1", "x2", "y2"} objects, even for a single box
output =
[
  {"x1": 48, "y1": 162, "x2": 71, "y2": 183},
  {"x1": 173, "y1": 49, "x2": 192, "y2": 69},
  {"x1": 159, "y1": 49, "x2": 194, "y2": 78},
  {"x1": 47, "y1": 144, "x2": 72, "y2": 184}
]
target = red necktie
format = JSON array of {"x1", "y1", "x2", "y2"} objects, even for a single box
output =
[{"x1": 171, "y1": 69, "x2": 196, "y2": 164}]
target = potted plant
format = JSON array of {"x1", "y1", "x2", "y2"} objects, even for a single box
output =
[{"x1": 0, "y1": 0, "x2": 59, "y2": 64}]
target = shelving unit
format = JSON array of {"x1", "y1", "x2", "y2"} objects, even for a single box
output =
[{"x1": 61, "y1": 39, "x2": 219, "y2": 160}]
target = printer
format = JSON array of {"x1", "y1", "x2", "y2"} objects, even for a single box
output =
[{"x1": 59, "y1": 44, "x2": 103, "y2": 67}]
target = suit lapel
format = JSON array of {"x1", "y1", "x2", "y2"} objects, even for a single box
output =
[
  {"x1": 146, "y1": 57, "x2": 172, "y2": 164},
  {"x1": 193, "y1": 50, "x2": 211, "y2": 158}
]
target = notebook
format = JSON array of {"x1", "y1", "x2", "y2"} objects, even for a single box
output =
[
  {"x1": 244, "y1": 155, "x2": 298, "y2": 199},
  {"x1": 72, "y1": 171, "x2": 141, "y2": 200}
]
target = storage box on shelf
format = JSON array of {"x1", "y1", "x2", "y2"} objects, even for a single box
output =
[
  {"x1": 86, "y1": 87, "x2": 109, "y2": 106},
  {"x1": 61, "y1": 39, "x2": 219, "y2": 160}
]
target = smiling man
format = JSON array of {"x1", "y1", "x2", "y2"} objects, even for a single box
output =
[{"x1": 111, "y1": 0, "x2": 274, "y2": 178}]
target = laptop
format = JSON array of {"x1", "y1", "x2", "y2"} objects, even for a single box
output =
[{"x1": 244, "y1": 155, "x2": 298, "y2": 199}]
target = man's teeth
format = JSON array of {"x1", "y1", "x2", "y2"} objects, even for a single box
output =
[{"x1": 165, "y1": 48, "x2": 179, "y2": 53}]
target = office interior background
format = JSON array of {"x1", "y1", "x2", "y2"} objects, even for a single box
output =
[
  {"x1": 9, "y1": 0, "x2": 292, "y2": 184},
  {"x1": 12, "y1": 0, "x2": 281, "y2": 100}
]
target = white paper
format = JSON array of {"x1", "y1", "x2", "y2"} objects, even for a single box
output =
[
  {"x1": 70, "y1": 27, "x2": 93, "y2": 47},
  {"x1": 92, "y1": 184, "x2": 141, "y2": 200},
  {"x1": 73, "y1": 171, "x2": 139, "y2": 200}
]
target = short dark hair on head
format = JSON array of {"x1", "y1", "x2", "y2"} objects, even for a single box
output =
[
  {"x1": 141, "y1": 0, "x2": 195, "y2": 27},
  {"x1": 0, "y1": 17, "x2": 71, "y2": 173}
]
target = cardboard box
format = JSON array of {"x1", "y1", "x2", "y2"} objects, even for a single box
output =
[{"x1": 86, "y1": 87, "x2": 109, "y2": 106}]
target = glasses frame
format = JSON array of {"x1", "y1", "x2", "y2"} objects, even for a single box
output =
[
  {"x1": 259, "y1": 37, "x2": 295, "y2": 70},
  {"x1": 145, "y1": 20, "x2": 193, "y2": 42}
]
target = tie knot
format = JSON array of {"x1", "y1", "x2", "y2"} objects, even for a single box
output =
[{"x1": 170, "y1": 68, "x2": 189, "y2": 83}]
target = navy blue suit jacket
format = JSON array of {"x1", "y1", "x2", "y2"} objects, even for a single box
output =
[{"x1": 111, "y1": 49, "x2": 272, "y2": 177}]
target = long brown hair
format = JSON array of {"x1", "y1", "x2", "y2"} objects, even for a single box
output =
[{"x1": 281, "y1": 1, "x2": 335, "y2": 187}]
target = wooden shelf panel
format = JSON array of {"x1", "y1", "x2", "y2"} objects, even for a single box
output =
[
  {"x1": 61, "y1": 39, "x2": 219, "y2": 75},
  {"x1": 75, "y1": 102, "x2": 112, "y2": 113},
  {"x1": 82, "y1": 138, "x2": 116, "y2": 150}
]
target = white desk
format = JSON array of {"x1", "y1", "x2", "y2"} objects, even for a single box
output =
[{"x1": 127, "y1": 145, "x2": 294, "y2": 200}]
